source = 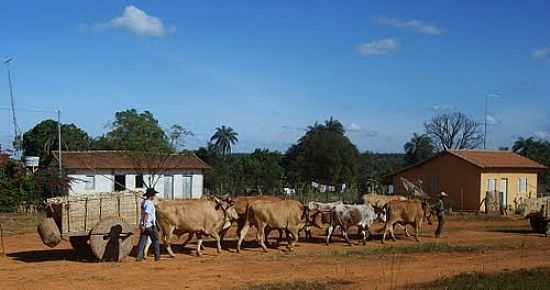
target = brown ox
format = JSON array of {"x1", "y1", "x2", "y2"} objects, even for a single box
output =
[
  {"x1": 230, "y1": 195, "x2": 284, "y2": 245},
  {"x1": 362, "y1": 194, "x2": 407, "y2": 208},
  {"x1": 156, "y1": 198, "x2": 239, "y2": 257},
  {"x1": 237, "y1": 199, "x2": 310, "y2": 252},
  {"x1": 381, "y1": 199, "x2": 429, "y2": 244}
]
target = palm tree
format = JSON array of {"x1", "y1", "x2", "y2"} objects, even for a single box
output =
[
  {"x1": 210, "y1": 125, "x2": 239, "y2": 155},
  {"x1": 404, "y1": 133, "x2": 434, "y2": 165},
  {"x1": 324, "y1": 116, "x2": 345, "y2": 135}
]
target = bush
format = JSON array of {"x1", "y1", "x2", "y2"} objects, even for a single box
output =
[{"x1": 0, "y1": 161, "x2": 70, "y2": 212}]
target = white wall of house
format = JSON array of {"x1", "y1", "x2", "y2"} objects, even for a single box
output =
[{"x1": 67, "y1": 169, "x2": 204, "y2": 199}]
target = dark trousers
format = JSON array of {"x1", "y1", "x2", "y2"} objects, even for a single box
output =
[
  {"x1": 137, "y1": 226, "x2": 160, "y2": 261},
  {"x1": 435, "y1": 214, "x2": 445, "y2": 238}
]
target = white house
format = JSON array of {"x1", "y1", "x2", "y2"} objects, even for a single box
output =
[{"x1": 52, "y1": 151, "x2": 210, "y2": 199}]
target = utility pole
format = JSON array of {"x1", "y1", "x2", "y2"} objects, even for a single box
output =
[
  {"x1": 483, "y1": 94, "x2": 488, "y2": 149},
  {"x1": 4, "y1": 58, "x2": 21, "y2": 158},
  {"x1": 57, "y1": 110, "x2": 62, "y2": 177}
]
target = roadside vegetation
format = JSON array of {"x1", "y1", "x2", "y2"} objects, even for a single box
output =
[
  {"x1": 409, "y1": 267, "x2": 550, "y2": 290},
  {"x1": 237, "y1": 279, "x2": 354, "y2": 290}
]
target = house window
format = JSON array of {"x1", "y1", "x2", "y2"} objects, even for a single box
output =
[
  {"x1": 84, "y1": 175, "x2": 95, "y2": 190},
  {"x1": 135, "y1": 175, "x2": 144, "y2": 188},
  {"x1": 517, "y1": 177, "x2": 528, "y2": 193},
  {"x1": 114, "y1": 175, "x2": 126, "y2": 191},
  {"x1": 488, "y1": 178, "x2": 497, "y2": 192}
]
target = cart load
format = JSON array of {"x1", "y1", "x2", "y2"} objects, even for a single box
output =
[{"x1": 38, "y1": 191, "x2": 143, "y2": 261}]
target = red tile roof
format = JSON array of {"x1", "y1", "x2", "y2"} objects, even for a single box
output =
[
  {"x1": 448, "y1": 150, "x2": 547, "y2": 169},
  {"x1": 390, "y1": 149, "x2": 547, "y2": 177},
  {"x1": 52, "y1": 151, "x2": 210, "y2": 170}
]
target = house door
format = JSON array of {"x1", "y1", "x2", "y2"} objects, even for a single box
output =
[
  {"x1": 182, "y1": 176, "x2": 192, "y2": 199},
  {"x1": 499, "y1": 178, "x2": 508, "y2": 209},
  {"x1": 164, "y1": 175, "x2": 174, "y2": 200}
]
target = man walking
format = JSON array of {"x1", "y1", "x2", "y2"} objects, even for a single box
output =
[
  {"x1": 434, "y1": 191, "x2": 448, "y2": 238},
  {"x1": 136, "y1": 188, "x2": 161, "y2": 261}
]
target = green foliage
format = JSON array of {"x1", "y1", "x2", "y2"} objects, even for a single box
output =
[
  {"x1": 92, "y1": 109, "x2": 172, "y2": 152},
  {"x1": 358, "y1": 151, "x2": 404, "y2": 193},
  {"x1": 238, "y1": 280, "x2": 353, "y2": 290},
  {"x1": 284, "y1": 118, "x2": 359, "y2": 189},
  {"x1": 320, "y1": 242, "x2": 482, "y2": 258},
  {"x1": 412, "y1": 268, "x2": 550, "y2": 290},
  {"x1": 242, "y1": 149, "x2": 284, "y2": 194},
  {"x1": 210, "y1": 125, "x2": 239, "y2": 155},
  {"x1": 404, "y1": 132, "x2": 434, "y2": 166},
  {"x1": 197, "y1": 145, "x2": 284, "y2": 195},
  {"x1": 0, "y1": 160, "x2": 70, "y2": 212},
  {"x1": 22, "y1": 119, "x2": 91, "y2": 165},
  {"x1": 512, "y1": 137, "x2": 550, "y2": 192}
]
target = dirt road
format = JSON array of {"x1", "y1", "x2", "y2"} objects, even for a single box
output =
[{"x1": 1, "y1": 216, "x2": 549, "y2": 289}]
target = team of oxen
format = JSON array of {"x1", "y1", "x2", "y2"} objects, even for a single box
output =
[{"x1": 145, "y1": 194, "x2": 433, "y2": 257}]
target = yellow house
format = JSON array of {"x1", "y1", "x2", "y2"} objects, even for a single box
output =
[{"x1": 391, "y1": 150, "x2": 547, "y2": 211}]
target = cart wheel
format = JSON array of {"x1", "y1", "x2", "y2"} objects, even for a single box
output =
[
  {"x1": 69, "y1": 235, "x2": 93, "y2": 257},
  {"x1": 89, "y1": 217, "x2": 133, "y2": 262}
]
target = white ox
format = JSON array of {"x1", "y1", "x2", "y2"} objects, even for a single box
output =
[{"x1": 326, "y1": 204, "x2": 385, "y2": 245}]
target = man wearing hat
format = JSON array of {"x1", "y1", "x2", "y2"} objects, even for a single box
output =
[
  {"x1": 433, "y1": 191, "x2": 448, "y2": 238},
  {"x1": 136, "y1": 188, "x2": 161, "y2": 261}
]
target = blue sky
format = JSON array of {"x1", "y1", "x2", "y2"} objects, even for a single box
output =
[{"x1": 1, "y1": 1, "x2": 549, "y2": 153}]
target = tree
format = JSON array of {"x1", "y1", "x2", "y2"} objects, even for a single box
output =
[
  {"x1": 210, "y1": 125, "x2": 239, "y2": 155},
  {"x1": 512, "y1": 137, "x2": 550, "y2": 192},
  {"x1": 404, "y1": 133, "x2": 434, "y2": 165},
  {"x1": 358, "y1": 152, "x2": 405, "y2": 193},
  {"x1": 94, "y1": 109, "x2": 172, "y2": 152},
  {"x1": 424, "y1": 112, "x2": 483, "y2": 151},
  {"x1": 323, "y1": 116, "x2": 345, "y2": 135},
  {"x1": 169, "y1": 125, "x2": 193, "y2": 151},
  {"x1": 92, "y1": 109, "x2": 191, "y2": 189},
  {"x1": 242, "y1": 149, "x2": 284, "y2": 194},
  {"x1": 284, "y1": 118, "x2": 359, "y2": 189},
  {"x1": 22, "y1": 119, "x2": 91, "y2": 165}
]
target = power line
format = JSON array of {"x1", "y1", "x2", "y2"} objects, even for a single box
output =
[{"x1": 0, "y1": 106, "x2": 58, "y2": 114}]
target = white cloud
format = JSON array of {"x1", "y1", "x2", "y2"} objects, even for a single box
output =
[
  {"x1": 534, "y1": 130, "x2": 550, "y2": 140},
  {"x1": 99, "y1": 6, "x2": 170, "y2": 37},
  {"x1": 375, "y1": 17, "x2": 443, "y2": 35},
  {"x1": 347, "y1": 123, "x2": 361, "y2": 132},
  {"x1": 345, "y1": 123, "x2": 378, "y2": 137},
  {"x1": 358, "y1": 38, "x2": 399, "y2": 56},
  {"x1": 532, "y1": 47, "x2": 550, "y2": 60},
  {"x1": 486, "y1": 115, "x2": 499, "y2": 125}
]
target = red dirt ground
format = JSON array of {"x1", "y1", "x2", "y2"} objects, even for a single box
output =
[{"x1": 1, "y1": 216, "x2": 549, "y2": 290}]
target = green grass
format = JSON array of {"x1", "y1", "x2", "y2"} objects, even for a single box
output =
[
  {"x1": 319, "y1": 242, "x2": 483, "y2": 258},
  {"x1": 0, "y1": 212, "x2": 44, "y2": 236},
  {"x1": 409, "y1": 268, "x2": 550, "y2": 290},
  {"x1": 236, "y1": 279, "x2": 353, "y2": 290},
  {"x1": 257, "y1": 242, "x2": 527, "y2": 261}
]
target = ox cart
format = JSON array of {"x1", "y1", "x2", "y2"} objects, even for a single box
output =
[{"x1": 38, "y1": 192, "x2": 143, "y2": 261}]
